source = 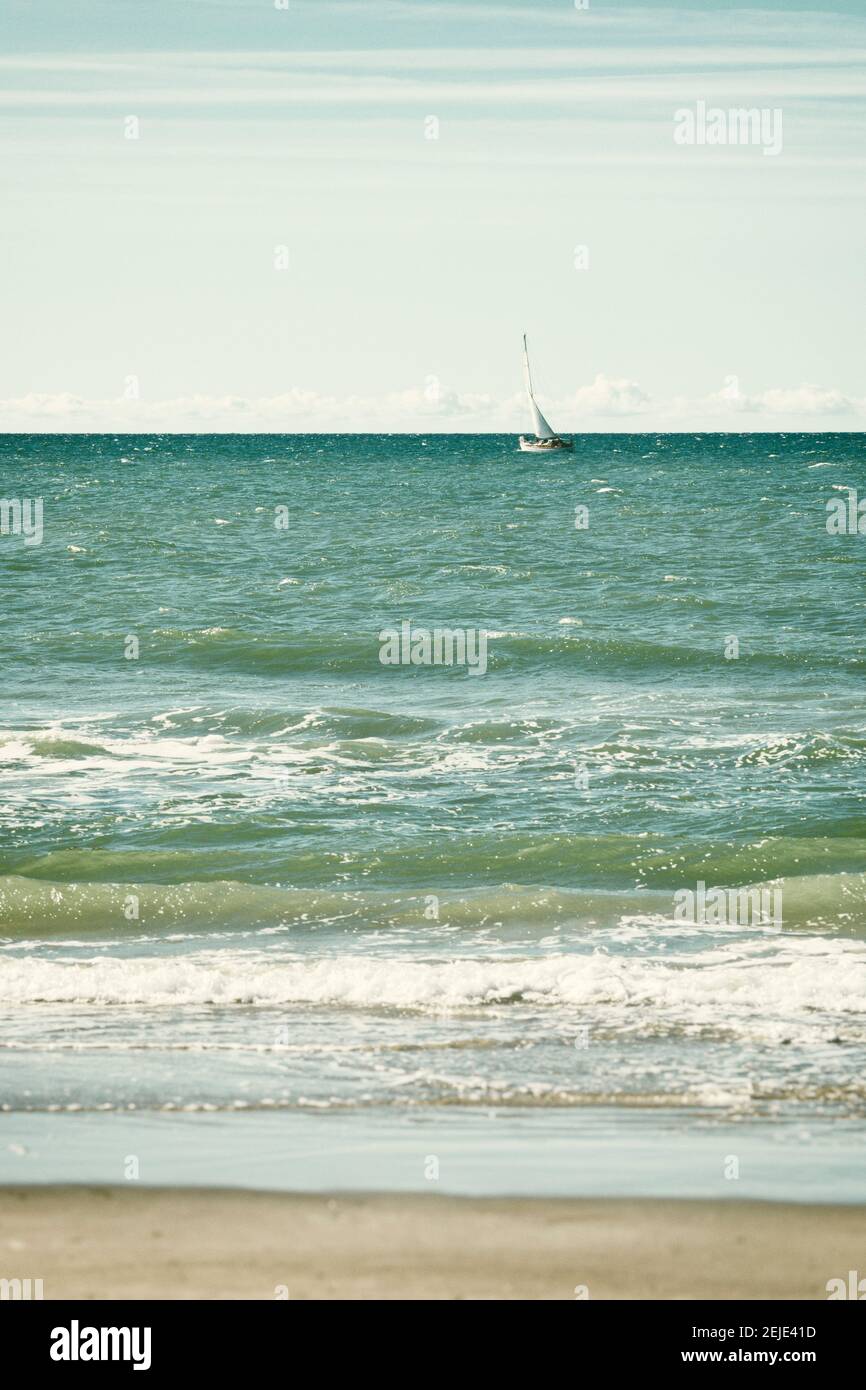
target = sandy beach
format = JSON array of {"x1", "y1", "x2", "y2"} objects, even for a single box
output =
[{"x1": 1, "y1": 1187, "x2": 862, "y2": 1300}]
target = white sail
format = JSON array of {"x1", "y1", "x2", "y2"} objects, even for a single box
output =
[
  {"x1": 522, "y1": 334, "x2": 556, "y2": 439},
  {"x1": 529, "y1": 396, "x2": 556, "y2": 440}
]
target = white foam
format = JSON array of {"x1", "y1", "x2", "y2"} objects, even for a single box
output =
[{"x1": 3, "y1": 938, "x2": 864, "y2": 1043}]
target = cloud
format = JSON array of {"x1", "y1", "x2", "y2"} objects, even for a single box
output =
[
  {"x1": 3, "y1": 392, "x2": 91, "y2": 417},
  {"x1": 755, "y1": 384, "x2": 855, "y2": 415},
  {"x1": 0, "y1": 386, "x2": 505, "y2": 433},
  {"x1": 569, "y1": 373, "x2": 652, "y2": 417},
  {"x1": 2, "y1": 377, "x2": 862, "y2": 433},
  {"x1": 695, "y1": 380, "x2": 858, "y2": 419},
  {"x1": 3, "y1": 31, "x2": 865, "y2": 118}
]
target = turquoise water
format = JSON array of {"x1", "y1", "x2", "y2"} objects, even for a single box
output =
[{"x1": 1, "y1": 432, "x2": 864, "y2": 1197}]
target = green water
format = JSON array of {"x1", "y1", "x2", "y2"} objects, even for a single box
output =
[{"x1": 1, "y1": 432, "x2": 864, "y2": 1196}]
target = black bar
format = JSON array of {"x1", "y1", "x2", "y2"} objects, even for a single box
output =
[{"x1": 3, "y1": 1299, "x2": 861, "y2": 1373}]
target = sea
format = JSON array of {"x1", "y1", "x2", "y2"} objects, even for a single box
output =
[{"x1": 0, "y1": 431, "x2": 864, "y2": 1200}]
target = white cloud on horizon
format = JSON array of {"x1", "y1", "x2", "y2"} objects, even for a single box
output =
[
  {"x1": 754, "y1": 384, "x2": 856, "y2": 415},
  {"x1": 698, "y1": 382, "x2": 857, "y2": 417},
  {"x1": 2, "y1": 378, "x2": 862, "y2": 434},
  {"x1": 569, "y1": 374, "x2": 652, "y2": 417}
]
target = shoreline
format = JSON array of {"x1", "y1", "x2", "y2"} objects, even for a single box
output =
[{"x1": 1, "y1": 1186, "x2": 862, "y2": 1300}]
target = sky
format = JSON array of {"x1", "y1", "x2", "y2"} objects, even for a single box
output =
[{"x1": 1, "y1": 0, "x2": 864, "y2": 432}]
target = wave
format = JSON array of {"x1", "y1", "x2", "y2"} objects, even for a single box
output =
[
  {"x1": 3, "y1": 726, "x2": 866, "y2": 775},
  {"x1": 0, "y1": 706, "x2": 560, "y2": 761},
  {"x1": 12, "y1": 626, "x2": 864, "y2": 677},
  {"x1": 0, "y1": 877, "x2": 671, "y2": 937},
  {"x1": 1, "y1": 872, "x2": 865, "y2": 938},
  {"x1": 4, "y1": 821, "x2": 866, "y2": 894},
  {"x1": 1, "y1": 937, "x2": 864, "y2": 1042}
]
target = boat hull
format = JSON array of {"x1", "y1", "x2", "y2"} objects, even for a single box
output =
[{"x1": 518, "y1": 436, "x2": 574, "y2": 452}]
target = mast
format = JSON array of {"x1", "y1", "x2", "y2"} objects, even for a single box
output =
[
  {"x1": 522, "y1": 333, "x2": 535, "y2": 398},
  {"x1": 521, "y1": 333, "x2": 556, "y2": 440}
]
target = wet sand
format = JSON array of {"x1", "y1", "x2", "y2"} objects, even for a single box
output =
[{"x1": 1, "y1": 1186, "x2": 862, "y2": 1300}]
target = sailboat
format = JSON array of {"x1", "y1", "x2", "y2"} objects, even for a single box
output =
[{"x1": 518, "y1": 334, "x2": 573, "y2": 452}]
